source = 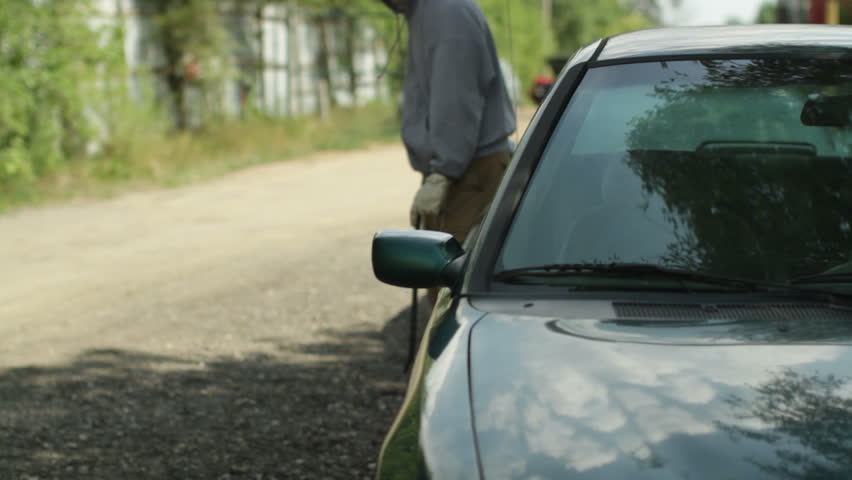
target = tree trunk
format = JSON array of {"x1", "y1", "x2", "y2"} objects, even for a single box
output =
[
  {"x1": 255, "y1": 5, "x2": 265, "y2": 112},
  {"x1": 344, "y1": 16, "x2": 358, "y2": 105},
  {"x1": 316, "y1": 15, "x2": 336, "y2": 109},
  {"x1": 163, "y1": 45, "x2": 188, "y2": 130},
  {"x1": 153, "y1": 0, "x2": 190, "y2": 130},
  {"x1": 294, "y1": 11, "x2": 305, "y2": 115}
]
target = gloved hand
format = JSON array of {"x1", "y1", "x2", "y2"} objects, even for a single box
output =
[{"x1": 410, "y1": 172, "x2": 451, "y2": 227}]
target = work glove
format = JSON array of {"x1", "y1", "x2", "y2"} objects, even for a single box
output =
[{"x1": 410, "y1": 172, "x2": 451, "y2": 227}]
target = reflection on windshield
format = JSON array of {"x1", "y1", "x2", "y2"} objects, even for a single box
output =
[
  {"x1": 500, "y1": 59, "x2": 852, "y2": 284},
  {"x1": 626, "y1": 150, "x2": 852, "y2": 280}
]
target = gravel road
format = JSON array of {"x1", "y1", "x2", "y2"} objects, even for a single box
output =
[{"x1": 0, "y1": 143, "x2": 426, "y2": 479}]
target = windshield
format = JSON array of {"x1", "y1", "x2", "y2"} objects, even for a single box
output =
[{"x1": 498, "y1": 58, "x2": 852, "y2": 287}]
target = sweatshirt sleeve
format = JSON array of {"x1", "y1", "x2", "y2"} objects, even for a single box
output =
[{"x1": 427, "y1": 33, "x2": 495, "y2": 180}]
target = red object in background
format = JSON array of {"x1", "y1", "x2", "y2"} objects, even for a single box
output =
[
  {"x1": 185, "y1": 59, "x2": 201, "y2": 82},
  {"x1": 811, "y1": 0, "x2": 828, "y2": 23},
  {"x1": 811, "y1": 0, "x2": 848, "y2": 23},
  {"x1": 529, "y1": 75, "x2": 555, "y2": 104},
  {"x1": 533, "y1": 75, "x2": 554, "y2": 85}
]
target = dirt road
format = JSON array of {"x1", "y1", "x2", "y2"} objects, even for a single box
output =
[{"x1": 0, "y1": 143, "x2": 423, "y2": 479}]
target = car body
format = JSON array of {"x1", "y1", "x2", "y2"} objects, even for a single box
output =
[{"x1": 372, "y1": 25, "x2": 852, "y2": 479}]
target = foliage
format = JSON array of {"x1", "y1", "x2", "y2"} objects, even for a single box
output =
[
  {"x1": 286, "y1": 0, "x2": 554, "y2": 96},
  {"x1": 551, "y1": 0, "x2": 657, "y2": 54},
  {"x1": 0, "y1": 0, "x2": 660, "y2": 208},
  {"x1": 0, "y1": 0, "x2": 115, "y2": 185},
  {"x1": 479, "y1": 0, "x2": 555, "y2": 91},
  {"x1": 722, "y1": 370, "x2": 852, "y2": 479},
  {"x1": 625, "y1": 59, "x2": 852, "y2": 280},
  {"x1": 755, "y1": 1, "x2": 778, "y2": 23},
  {"x1": 147, "y1": 0, "x2": 231, "y2": 129}
]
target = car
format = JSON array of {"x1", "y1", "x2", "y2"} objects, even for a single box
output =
[
  {"x1": 529, "y1": 56, "x2": 570, "y2": 104},
  {"x1": 371, "y1": 24, "x2": 852, "y2": 479}
]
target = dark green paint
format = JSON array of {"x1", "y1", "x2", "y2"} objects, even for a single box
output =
[
  {"x1": 377, "y1": 296, "x2": 484, "y2": 479},
  {"x1": 469, "y1": 302, "x2": 852, "y2": 479},
  {"x1": 372, "y1": 230, "x2": 464, "y2": 289},
  {"x1": 373, "y1": 25, "x2": 852, "y2": 480}
]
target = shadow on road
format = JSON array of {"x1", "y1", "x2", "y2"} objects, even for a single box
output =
[{"x1": 0, "y1": 304, "x2": 428, "y2": 480}]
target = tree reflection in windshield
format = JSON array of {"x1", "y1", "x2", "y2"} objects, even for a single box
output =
[
  {"x1": 699, "y1": 57, "x2": 852, "y2": 90},
  {"x1": 623, "y1": 150, "x2": 852, "y2": 280},
  {"x1": 624, "y1": 58, "x2": 852, "y2": 281},
  {"x1": 499, "y1": 59, "x2": 852, "y2": 281},
  {"x1": 720, "y1": 369, "x2": 852, "y2": 479}
]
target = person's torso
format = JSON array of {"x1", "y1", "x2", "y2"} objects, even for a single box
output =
[{"x1": 401, "y1": 0, "x2": 515, "y2": 171}]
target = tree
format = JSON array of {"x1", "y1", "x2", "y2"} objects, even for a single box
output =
[
  {"x1": 756, "y1": 1, "x2": 779, "y2": 23},
  {"x1": 721, "y1": 370, "x2": 852, "y2": 479},
  {"x1": 289, "y1": 0, "x2": 555, "y2": 102},
  {"x1": 0, "y1": 0, "x2": 114, "y2": 183},
  {"x1": 477, "y1": 0, "x2": 555, "y2": 95},
  {"x1": 551, "y1": 0, "x2": 656, "y2": 54},
  {"x1": 147, "y1": 0, "x2": 230, "y2": 130},
  {"x1": 625, "y1": 59, "x2": 852, "y2": 280}
]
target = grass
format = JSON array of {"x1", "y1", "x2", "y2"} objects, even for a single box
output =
[{"x1": 0, "y1": 103, "x2": 400, "y2": 213}]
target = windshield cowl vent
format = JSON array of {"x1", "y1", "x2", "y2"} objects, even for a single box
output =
[{"x1": 614, "y1": 302, "x2": 852, "y2": 321}]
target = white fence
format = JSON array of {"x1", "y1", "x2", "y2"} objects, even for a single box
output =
[{"x1": 95, "y1": 0, "x2": 392, "y2": 120}]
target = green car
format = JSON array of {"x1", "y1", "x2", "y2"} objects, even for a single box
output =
[{"x1": 373, "y1": 24, "x2": 852, "y2": 479}]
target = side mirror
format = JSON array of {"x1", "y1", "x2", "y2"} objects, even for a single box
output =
[
  {"x1": 801, "y1": 94, "x2": 852, "y2": 127},
  {"x1": 372, "y1": 230, "x2": 465, "y2": 289}
]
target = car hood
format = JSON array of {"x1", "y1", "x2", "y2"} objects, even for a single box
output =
[{"x1": 468, "y1": 302, "x2": 852, "y2": 479}]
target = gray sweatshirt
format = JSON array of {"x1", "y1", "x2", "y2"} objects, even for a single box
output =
[{"x1": 401, "y1": 0, "x2": 516, "y2": 179}]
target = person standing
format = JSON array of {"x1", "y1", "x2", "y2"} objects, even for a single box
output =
[{"x1": 380, "y1": 0, "x2": 517, "y2": 259}]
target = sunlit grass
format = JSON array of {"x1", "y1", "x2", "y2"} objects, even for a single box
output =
[{"x1": 0, "y1": 104, "x2": 399, "y2": 213}]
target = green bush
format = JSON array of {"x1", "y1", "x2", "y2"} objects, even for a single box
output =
[
  {"x1": 479, "y1": 0, "x2": 555, "y2": 93},
  {"x1": 0, "y1": 0, "x2": 115, "y2": 185},
  {"x1": 552, "y1": 0, "x2": 656, "y2": 54}
]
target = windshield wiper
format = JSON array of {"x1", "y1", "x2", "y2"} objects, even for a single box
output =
[
  {"x1": 494, "y1": 263, "x2": 840, "y2": 295},
  {"x1": 790, "y1": 272, "x2": 852, "y2": 285}
]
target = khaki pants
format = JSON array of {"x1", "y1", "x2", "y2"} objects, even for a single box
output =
[{"x1": 422, "y1": 150, "x2": 510, "y2": 304}]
